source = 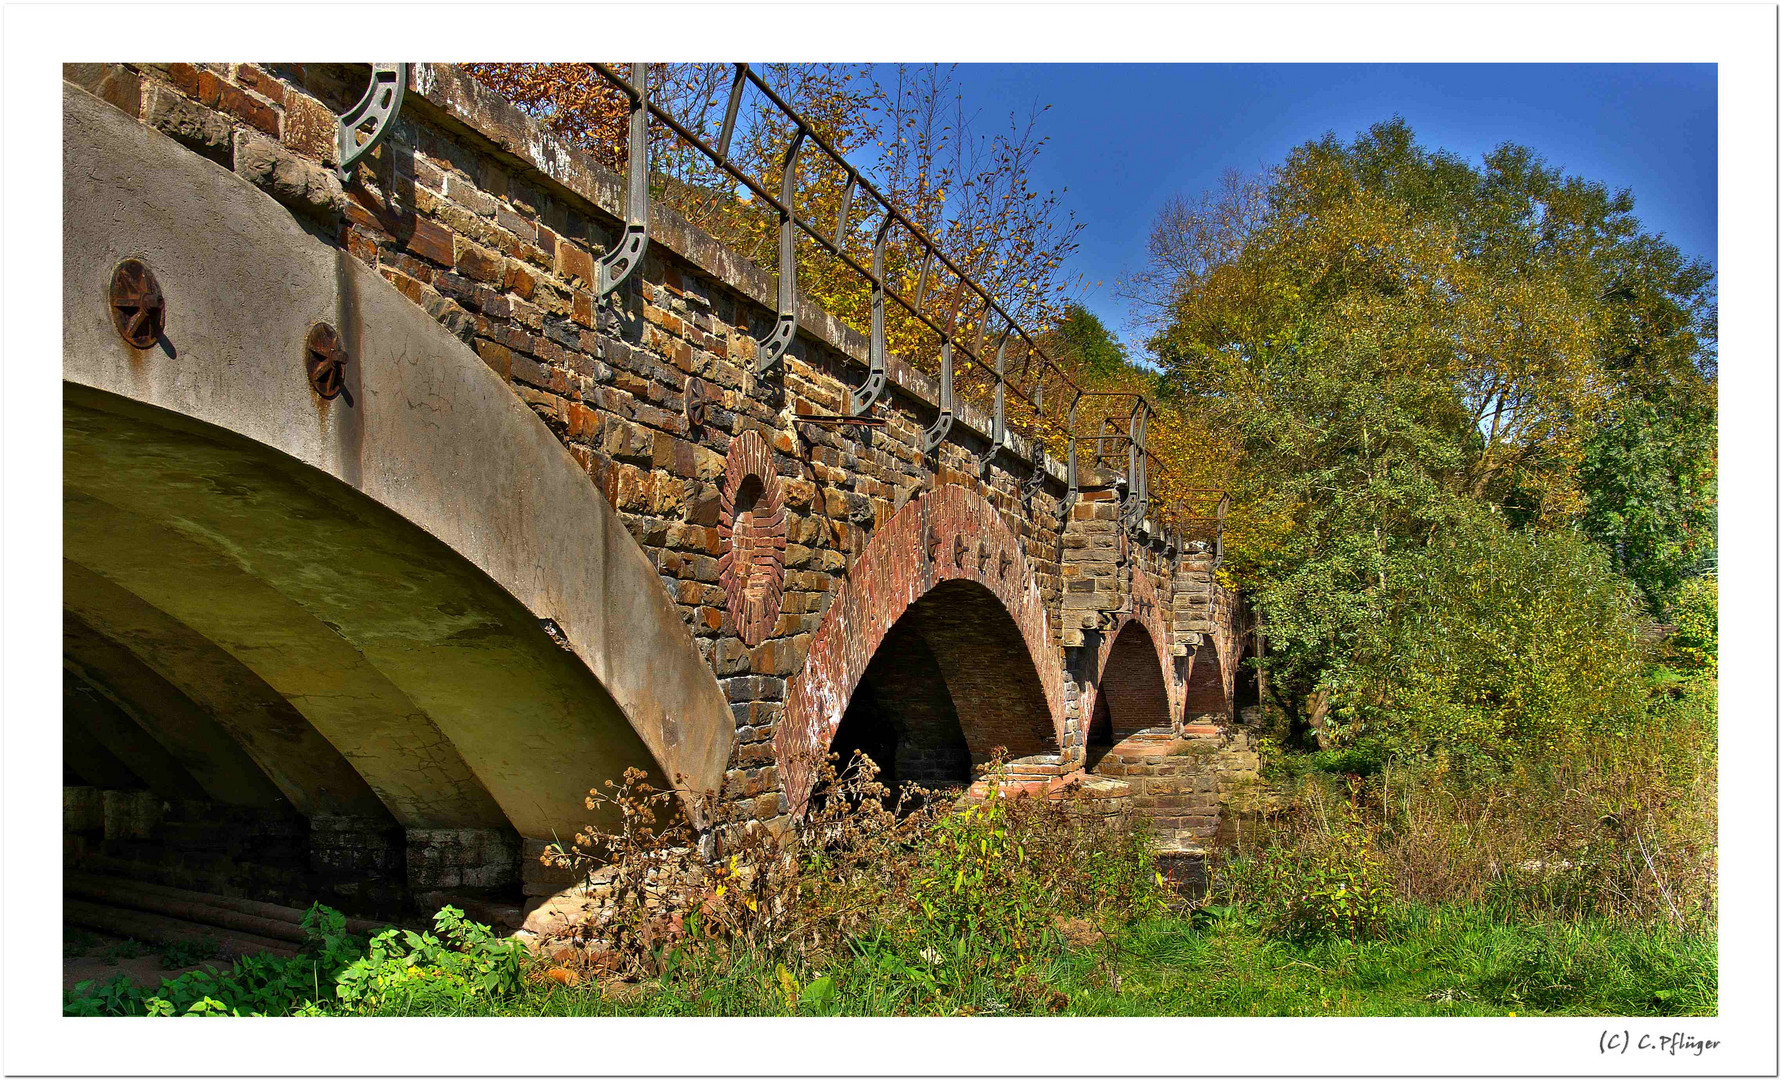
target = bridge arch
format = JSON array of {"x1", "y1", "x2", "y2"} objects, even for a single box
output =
[
  {"x1": 1183, "y1": 639, "x2": 1234, "y2": 727},
  {"x1": 1083, "y1": 566, "x2": 1179, "y2": 767},
  {"x1": 62, "y1": 85, "x2": 734, "y2": 902},
  {"x1": 776, "y1": 484, "x2": 1066, "y2": 813}
]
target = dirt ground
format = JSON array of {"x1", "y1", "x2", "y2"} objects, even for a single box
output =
[{"x1": 63, "y1": 927, "x2": 230, "y2": 993}]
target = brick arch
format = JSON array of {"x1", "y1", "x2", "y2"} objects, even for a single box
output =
[
  {"x1": 717, "y1": 430, "x2": 786, "y2": 648},
  {"x1": 776, "y1": 484, "x2": 1066, "y2": 814},
  {"x1": 1097, "y1": 621, "x2": 1172, "y2": 742},
  {"x1": 1080, "y1": 567, "x2": 1179, "y2": 748}
]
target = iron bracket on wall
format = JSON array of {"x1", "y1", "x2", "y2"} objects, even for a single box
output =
[
  {"x1": 921, "y1": 341, "x2": 954, "y2": 454},
  {"x1": 756, "y1": 128, "x2": 806, "y2": 373},
  {"x1": 989, "y1": 329, "x2": 1011, "y2": 452},
  {"x1": 596, "y1": 62, "x2": 650, "y2": 301},
  {"x1": 850, "y1": 219, "x2": 893, "y2": 415},
  {"x1": 336, "y1": 63, "x2": 408, "y2": 183}
]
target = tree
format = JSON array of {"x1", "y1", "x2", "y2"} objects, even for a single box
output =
[
  {"x1": 1137, "y1": 118, "x2": 1716, "y2": 740},
  {"x1": 1049, "y1": 303, "x2": 1128, "y2": 380}
]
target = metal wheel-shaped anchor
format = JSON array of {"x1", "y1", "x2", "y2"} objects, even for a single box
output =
[
  {"x1": 684, "y1": 376, "x2": 711, "y2": 428},
  {"x1": 305, "y1": 323, "x2": 349, "y2": 400},
  {"x1": 109, "y1": 260, "x2": 165, "y2": 349}
]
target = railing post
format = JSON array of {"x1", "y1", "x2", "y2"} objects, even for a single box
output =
[
  {"x1": 990, "y1": 330, "x2": 1008, "y2": 452},
  {"x1": 1121, "y1": 402, "x2": 1150, "y2": 533},
  {"x1": 1066, "y1": 390, "x2": 1083, "y2": 509},
  {"x1": 715, "y1": 64, "x2": 748, "y2": 164},
  {"x1": 850, "y1": 218, "x2": 892, "y2": 415},
  {"x1": 1023, "y1": 374, "x2": 1046, "y2": 505},
  {"x1": 757, "y1": 128, "x2": 805, "y2": 372},
  {"x1": 596, "y1": 61, "x2": 650, "y2": 301},
  {"x1": 1215, "y1": 491, "x2": 1230, "y2": 567},
  {"x1": 921, "y1": 341, "x2": 954, "y2": 453}
]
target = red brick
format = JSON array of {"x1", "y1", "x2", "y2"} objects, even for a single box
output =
[
  {"x1": 381, "y1": 269, "x2": 427, "y2": 306},
  {"x1": 454, "y1": 239, "x2": 504, "y2": 283},
  {"x1": 474, "y1": 339, "x2": 512, "y2": 380},
  {"x1": 403, "y1": 217, "x2": 455, "y2": 265},
  {"x1": 282, "y1": 90, "x2": 336, "y2": 164},
  {"x1": 555, "y1": 240, "x2": 594, "y2": 288},
  {"x1": 344, "y1": 226, "x2": 379, "y2": 266},
  {"x1": 503, "y1": 259, "x2": 537, "y2": 301},
  {"x1": 164, "y1": 63, "x2": 201, "y2": 98},
  {"x1": 234, "y1": 64, "x2": 286, "y2": 106},
  {"x1": 196, "y1": 69, "x2": 278, "y2": 136}
]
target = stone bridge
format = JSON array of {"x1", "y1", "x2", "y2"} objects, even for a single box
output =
[{"x1": 60, "y1": 63, "x2": 1253, "y2": 927}]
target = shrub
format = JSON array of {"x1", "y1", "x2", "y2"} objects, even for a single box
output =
[
  {"x1": 1220, "y1": 677, "x2": 1716, "y2": 934},
  {"x1": 334, "y1": 906, "x2": 525, "y2": 1013},
  {"x1": 1318, "y1": 525, "x2": 1649, "y2": 762},
  {"x1": 1666, "y1": 575, "x2": 1717, "y2": 679},
  {"x1": 535, "y1": 752, "x2": 1174, "y2": 1010},
  {"x1": 65, "y1": 903, "x2": 369, "y2": 1017},
  {"x1": 1215, "y1": 778, "x2": 1391, "y2": 941},
  {"x1": 156, "y1": 935, "x2": 221, "y2": 969}
]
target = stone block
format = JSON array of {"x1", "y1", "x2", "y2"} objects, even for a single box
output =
[
  {"x1": 65, "y1": 64, "x2": 140, "y2": 118},
  {"x1": 233, "y1": 129, "x2": 343, "y2": 221},
  {"x1": 454, "y1": 238, "x2": 505, "y2": 283},
  {"x1": 144, "y1": 83, "x2": 232, "y2": 163}
]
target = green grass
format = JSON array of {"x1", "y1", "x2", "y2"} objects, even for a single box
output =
[
  {"x1": 347, "y1": 902, "x2": 1715, "y2": 1018},
  {"x1": 1060, "y1": 904, "x2": 1715, "y2": 1017}
]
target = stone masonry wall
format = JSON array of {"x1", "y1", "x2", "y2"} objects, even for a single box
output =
[{"x1": 66, "y1": 62, "x2": 1249, "y2": 867}]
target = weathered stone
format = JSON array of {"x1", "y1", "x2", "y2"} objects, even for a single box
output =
[
  {"x1": 232, "y1": 129, "x2": 343, "y2": 221},
  {"x1": 143, "y1": 83, "x2": 232, "y2": 162},
  {"x1": 64, "y1": 64, "x2": 140, "y2": 117}
]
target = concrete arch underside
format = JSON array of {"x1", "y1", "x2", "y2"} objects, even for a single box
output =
[
  {"x1": 777, "y1": 484, "x2": 1066, "y2": 814},
  {"x1": 61, "y1": 83, "x2": 734, "y2": 908}
]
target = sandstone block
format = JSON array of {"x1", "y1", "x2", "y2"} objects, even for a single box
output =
[
  {"x1": 144, "y1": 83, "x2": 232, "y2": 162},
  {"x1": 233, "y1": 130, "x2": 344, "y2": 221}
]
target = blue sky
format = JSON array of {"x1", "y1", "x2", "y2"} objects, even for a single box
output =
[{"x1": 879, "y1": 64, "x2": 1718, "y2": 350}]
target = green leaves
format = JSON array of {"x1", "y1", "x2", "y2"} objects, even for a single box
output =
[
  {"x1": 335, "y1": 906, "x2": 524, "y2": 1013},
  {"x1": 65, "y1": 903, "x2": 525, "y2": 1018},
  {"x1": 1139, "y1": 118, "x2": 1715, "y2": 753}
]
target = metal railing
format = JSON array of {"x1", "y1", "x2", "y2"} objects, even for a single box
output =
[{"x1": 582, "y1": 62, "x2": 1218, "y2": 545}]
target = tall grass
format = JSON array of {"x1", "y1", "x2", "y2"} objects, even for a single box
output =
[{"x1": 1224, "y1": 677, "x2": 1716, "y2": 932}]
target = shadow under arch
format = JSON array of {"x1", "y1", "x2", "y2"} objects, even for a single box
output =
[
  {"x1": 829, "y1": 578, "x2": 1056, "y2": 791},
  {"x1": 777, "y1": 485, "x2": 1066, "y2": 815},
  {"x1": 1087, "y1": 618, "x2": 1174, "y2": 772},
  {"x1": 1184, "y1": 639, "x2": 1233, "y2": 726}
]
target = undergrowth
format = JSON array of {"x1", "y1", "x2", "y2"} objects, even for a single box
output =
[{"x1": 66, "y1": 692, "x2": 1715, "y2": 1018}]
